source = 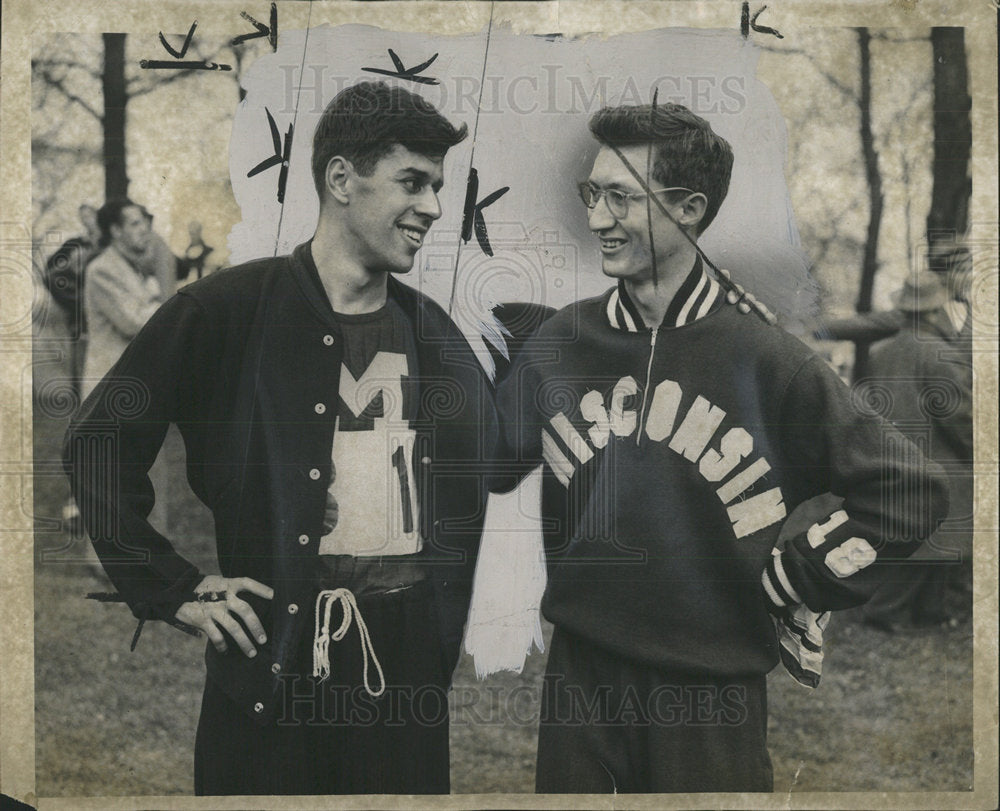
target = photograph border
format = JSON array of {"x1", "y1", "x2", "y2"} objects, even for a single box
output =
[{"x1": 2, "y1": 1, "x2": 997, "y2": 809}]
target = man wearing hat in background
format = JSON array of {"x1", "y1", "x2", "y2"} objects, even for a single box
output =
[{"x1": 861, "y1": 261, "x2": 973, "y2": 631}]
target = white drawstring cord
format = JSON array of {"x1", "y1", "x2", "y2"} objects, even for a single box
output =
[{"x1": 312, "y1": 588, "x2": 386, "y2": 698}]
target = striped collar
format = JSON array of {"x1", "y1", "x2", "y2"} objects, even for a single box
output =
[{"x1": 605, "y1": 256, "x2": 724, "y2": 332}]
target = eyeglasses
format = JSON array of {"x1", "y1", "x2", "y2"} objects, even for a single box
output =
[{"x1": 577, "y1": 182, "x2": 694, "y2": 220}]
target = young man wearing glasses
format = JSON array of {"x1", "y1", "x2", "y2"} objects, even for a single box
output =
[{"x1": 496, "y1": 103, "x2": 949, "y2": 793}]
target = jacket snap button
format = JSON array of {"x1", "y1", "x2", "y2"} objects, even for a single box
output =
[
  {"x1": 314, "y1": 403, "x2": 326, "y2": 414},
  {"x1": 254, "y1": 702, "x2": 264, "y2": 713},
  {"x1": 421, "y1": 456, "x2": 432, "y2": 466},
  {"x1": 298, "y1": 534, "x2": 309, "y2": 545},
  {"x1": 323, "y1": 334, "x2": 335, "y2": 346},
  {"x1": 271, "y1": 663, "x2": 281, "y2": 674},
  {"x1": 309, "y1": 468, "x2": 321, "y2": 480},
  {"x1": 288, "y1": 603, "x2": 299, "y2": 615}
]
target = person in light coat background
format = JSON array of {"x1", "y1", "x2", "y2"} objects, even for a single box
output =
[{"x1": 81, "y1": 199, "x2": 165, "y2": 398}]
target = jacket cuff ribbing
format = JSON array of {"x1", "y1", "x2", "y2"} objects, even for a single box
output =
[
  {"x1": 762, "y1": 549, "x2": 803, "y2": 613},
  {"x1": 131, "y1": 567, "x2": 205, "y2": 625}
]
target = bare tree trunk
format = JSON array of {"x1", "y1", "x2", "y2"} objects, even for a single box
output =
[
  {"x1": 926, "y1": 27, "x2": 971, "y2": 264},
  {"x1": 232, "y1": 48, "x2": 248, "y2": 102},
  {"x1": 102, "y1": 33, "x2": 128, "y2": 201},
  {"x1": 853, "y1": 27, "x2": 883, "y2": 382}
]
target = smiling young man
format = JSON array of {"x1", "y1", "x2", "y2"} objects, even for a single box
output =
[
  {"x1": 497, "y1": 103, "x2": 949, "y2": 793},
  {"x1": 65, "y1": 81, "x2": 496, "y2": 795}
]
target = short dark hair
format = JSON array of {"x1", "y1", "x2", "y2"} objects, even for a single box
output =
[
  {"x1": 311, "y1": 81, "x2": 468, "y2": 199},
  {"x1": 96, "y1": 199, "x2": 141, "y2": 247},
  {"x1": 588, "y1": 103, "x2": 734, "y2": 234}
]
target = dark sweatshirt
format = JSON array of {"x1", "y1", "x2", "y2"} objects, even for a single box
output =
[{"x1": 498, "y1": 261, "x2": 949, "y2": 677}]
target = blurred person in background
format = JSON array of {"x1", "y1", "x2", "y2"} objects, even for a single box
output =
[
  {"x1": 131, "y1": 204, "x2": 181, "y2": 300},
  {"x1": 42, "y1": 203, "x2": 101, "y2": 379},
  {"x1": 178, "y1": 220, "x2": 215, "y2": 282},
  {"x1": 42, "y1": 203, "x2": 101, "y2": 531},
  {"x1": 81, "y1": 199, "x2": 165, "y2": 397},
  {"x1": 862, "y1": 256, "x2": 973, "y2": 632}
]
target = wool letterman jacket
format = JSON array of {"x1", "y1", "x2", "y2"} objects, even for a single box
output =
[
  {"x1": 64, "y1": 242, "x2": 497, "y2": 725},
  {"x1": 497, "y1": 259, "x2": 951, "y2": 681}
]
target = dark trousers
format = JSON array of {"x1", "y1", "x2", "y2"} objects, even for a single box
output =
[
  {"x1": 194, "y1": 577, "x2": 451, "y2": 795},
  {"x1": 863, "y1": 560, "x2": 953, "y2": 625},
  {"x1": 536, "y1": 627, "x2": 773, "y2": 794}
]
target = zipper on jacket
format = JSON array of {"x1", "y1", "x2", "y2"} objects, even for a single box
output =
[{"x1": 636, "y1": 326, "x2": 658, "y2": 446}]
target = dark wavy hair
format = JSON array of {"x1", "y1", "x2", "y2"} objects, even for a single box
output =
[
  {"x1": 311, "y1": 81, "x2": 468, "y2": 198},
  {"x1": 588, "y1": 103, "x2": 733, "y2": 234},
  {"x1": 96, "y1": 199, "x2": 145, "y2": 248}
]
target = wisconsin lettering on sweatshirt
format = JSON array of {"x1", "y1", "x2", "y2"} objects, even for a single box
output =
[{"x1": 542, "y1": 375, "x2": 786, "y2": 540}]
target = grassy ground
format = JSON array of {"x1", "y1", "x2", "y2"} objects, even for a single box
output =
[{"x1": 32, "y1": 404, "x2": 973, "y2": 798}]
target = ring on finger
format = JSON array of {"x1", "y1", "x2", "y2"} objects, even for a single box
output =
[{"x1": 197, "y1": 590, "x2": 228, "y2": 603}]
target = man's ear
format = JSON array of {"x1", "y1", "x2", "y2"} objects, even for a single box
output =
[
  {"x1": 324, "y1": 156, "x2": 352, "y2": 204},
  {"x1": 677, "y1": 193, "x2": 708, "y2": 231}
]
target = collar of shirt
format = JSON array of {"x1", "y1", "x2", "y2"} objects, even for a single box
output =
[
  {"x1": 605, "y1": 255, "x2": 724, "y2": 333},
  {"x1": 293, "y1": 240, "x2": 436, "y2": 333}
]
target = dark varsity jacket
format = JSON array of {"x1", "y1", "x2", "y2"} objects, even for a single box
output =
[
  {"x1": 64, "y1": 242, "x2": 497, "y2": 724},
  {"x1": 497, "y1": 258, "x2": 950, "y2": 678}
]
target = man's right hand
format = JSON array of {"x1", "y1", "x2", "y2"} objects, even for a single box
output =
[{"x1": 175, "y1": 575, "x2": 274, "y2": 657}]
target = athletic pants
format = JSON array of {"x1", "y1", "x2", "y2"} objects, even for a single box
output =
[
  {"x1": 194, "y1": 564, "x2": 451, "y2": 795},
  {"x1": 536, "y1": 627, "x2": 773, "y2": 793}
]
